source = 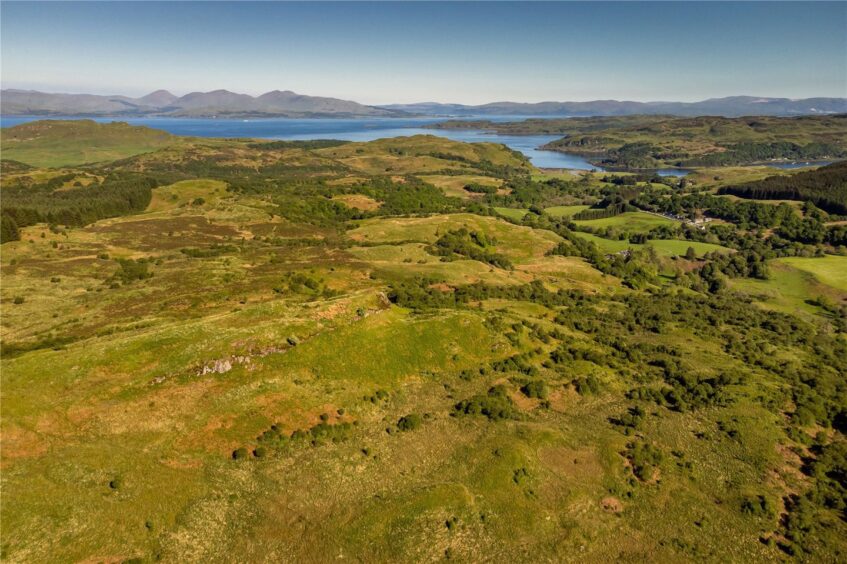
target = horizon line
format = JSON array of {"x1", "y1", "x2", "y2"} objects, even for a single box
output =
[{"x1": 2, "y1": 86, "x2": 845, "y2": 107}]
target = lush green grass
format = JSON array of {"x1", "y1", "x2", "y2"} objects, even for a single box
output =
[
  {"x1": 649, "y1": 239, "x2": 732, "y2": 258},
  {"x1": 493, "y1": 207, "x2": 528, "y2": 221},
  {"x1": 574, "y1": 232, "x2": 637, "y2": 253},
  {"x1": 544, "y1": 204, "x2": 590, "y2": 218},
  {"x1": 573, "y1": 232, "x2": 730, "y2": 259},
  {"x1": 573, "y1": 211, "x2": 677, "y2": 233},
  {"x1": 778, "y1": 255, "x2": 847, "y2": 292},
  {"x1": 0, "y1": 119, "x2": 177, "y2": 167},
  {"x1": 729, "y1": 257, "x2": 846, "y2": 319}
]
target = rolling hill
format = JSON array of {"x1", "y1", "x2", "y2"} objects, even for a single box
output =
[{"x1": 0, "y1": 119, "x2": 177, "y2": 167}]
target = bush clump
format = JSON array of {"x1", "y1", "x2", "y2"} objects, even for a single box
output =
[
  {"x1": 740, "y1": 494, "x2": 775, "y2": 518},
  {"x1": 626, "y1": 441, "x2": 664, "y2": 481},
  {"x1": 397, "y1": 413, "x2": 422, "y2": 431},
  {"x1": 573, "y1": 375, "x2": 602, "y2": 396},
  {"x1": 453, "y1": 385, "x2": 516, "y2": 421},
  {"x1": 113, "y1": 258, "x2": 153, "y2": 284},
  {"x1": 519, "y1": 380, "x2": 548, "y2": 399}
]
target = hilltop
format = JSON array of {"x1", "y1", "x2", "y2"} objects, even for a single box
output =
[{"x1": 0, "y1": 119, "x2": 178, "y2": 167}]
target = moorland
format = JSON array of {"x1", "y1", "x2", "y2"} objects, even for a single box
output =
[{"x1": 1, "y1": 118, "x2": 846, "y2": 562}]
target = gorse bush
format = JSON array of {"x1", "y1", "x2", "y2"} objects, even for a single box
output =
[
  {"x1": 519, "y1": 380, "x2": 548, "y2": 399},
  {"x1": 112, "y1": 259, "x2": 153, "y2": 284},
  {"x1": 397, "y1": 414, "x2": 422, "y2": 431},
  {"x1": 453, "y1": 385, "x2": 517, "y2": 421},
  {"x1": 428, "y1": 228, "x2": 513, "y2": 270}
]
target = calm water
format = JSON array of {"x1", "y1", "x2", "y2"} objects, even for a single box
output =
[
  {"x1": 763, "y1": 161, "x2": 833, "y2": 169},
  {"x1": 0, "y1": 115, "x2": 690, "y2": 175}
]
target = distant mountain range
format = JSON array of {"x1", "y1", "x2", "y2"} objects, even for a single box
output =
[
  {"x1": 1, "y1": 89, "x2": 845, "y2": 118},
  {"x1": 380, "y1": 96, "x2": 847, "y2": 118},
  {"x1": 0, "y1": 89, "x2": 406, "y2": 118}
]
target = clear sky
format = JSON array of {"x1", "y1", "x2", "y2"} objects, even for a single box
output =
[{"x1": 1, "y1": 1, "x2": 845, "y2": 104}]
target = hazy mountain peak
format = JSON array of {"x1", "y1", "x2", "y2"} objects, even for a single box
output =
[{"x1": 137, "y1": 89, "x2": 178, "y2": 107}]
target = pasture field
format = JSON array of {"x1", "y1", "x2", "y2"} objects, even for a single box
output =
[
  {"x1": 347, "y1": 214, "x2": 562, "y2": 263},
  {"x1": 729, "y1": 256, "x2": 847, "y2": 319},
  {"x1": 573, "y1": 211, "x2": 677, "y2": 232},
  {"x1": 493, "y1": 206, "x2": 528, "y2": 221},
  {"x1": 543, "y1": 204, "x2": 590, "y2": 218},
  {"x1": 492, "y1": 205, "x2": 590, "y2": 221},
  {"x1": 648, "y1": 239, "x2": 732, "y2": 258},
  {"x1": 778, "y1": 255, "x2": 847, "y2": 292},
  {"x1": 573, "y1": 232, "x2": 732, "y2": 258}
]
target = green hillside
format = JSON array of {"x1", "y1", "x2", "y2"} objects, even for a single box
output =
[
  {"x1": 0, "y1": 119, "x2": 177, "y2": 167},
  {"x1": 1, "y1": 122, "x2": 846, "y2": 562}
]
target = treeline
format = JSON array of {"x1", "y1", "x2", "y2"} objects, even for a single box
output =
[
  {"x1": 684, "y1": 142, "x2": 843, "y2": 167},
  {"x1": 572, "y1": 203, "x2": 632, "y2": 220},
  {"x1": 719, "y1": 161, "x2": 847, "y2": 214},
  {"x1": 1, "y1": 173, "x2": 159, "y2": 242},
  {"x1": 246, "y1": 139, "x2": 350, "y2": 150}
]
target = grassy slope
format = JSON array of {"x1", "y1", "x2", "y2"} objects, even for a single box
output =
[
  {"x1": 779, "y1": 255, "x2": 847, "y2": 292},
  {"x1": 729, "y1": 257, "x2": 847, "y2": 319},
  {"x1": 0, "y1": 119, "x2": 178, "y2": 167},
  {"x1": 573, "y1": 211, "x2": 677, "y2": 232}
]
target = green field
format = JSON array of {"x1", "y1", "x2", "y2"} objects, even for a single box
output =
[
  {"x1": 730, "y1": 258, "x2": 847, "y2": 319},
  {"x1": 573, "y1": 211, "x2": 677, "y2": 233},
  {"x1": 649, "y1": 239, "x2": 732, "y2": 258},
  {"x1": 779, "y1": 255, "x2": 847, "y2": 292},
  {"x1": 574, "y1": 232, "x2": 732, "y2": 258},
  {"x1": 544, "y1": 204, "x2": 590, "y2": 218},
  {"x1": 493, "y1": 206, "x2": 528, "y2": 220}
]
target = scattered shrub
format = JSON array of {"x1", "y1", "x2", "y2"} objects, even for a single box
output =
[{"x1": 397, "y1": 413, "x2": 422, "y2": 431}]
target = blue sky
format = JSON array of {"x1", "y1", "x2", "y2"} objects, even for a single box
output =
[{"x1": 1, "y1": 1, "x2": 845, "y2": 104}]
